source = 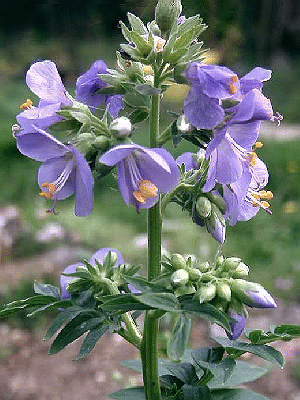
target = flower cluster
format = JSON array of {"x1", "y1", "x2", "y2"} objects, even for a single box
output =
[{"x1": 163, "y1": 253, "x2": 277, "y2": 340}]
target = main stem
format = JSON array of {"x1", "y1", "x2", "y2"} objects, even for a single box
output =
[{"x1": 141, "y1": 89, "x2": 162, "y2": 400}]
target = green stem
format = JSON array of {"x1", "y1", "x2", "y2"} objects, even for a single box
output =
[{"x1": 141, "y1": 80, "x2": 162, "y2": 399}]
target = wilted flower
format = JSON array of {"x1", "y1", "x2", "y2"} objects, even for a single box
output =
[
  {"x1": 60, "y1": 248, "x2": 124, "y2": 299},
  {"x1": 75, "y1": 60, "x2": 124, "y2": 117},
  {"x1": 17, "y1": 60, "x2": 72, "y2": 131},
  {"x1": 16, "y1": 126, "x2": 94, "y2": 216},
  {"x1": 99, "y1": 143, "x2": 180, "y2": 212},
  {"x1": 184, "y1": 62, "x2": 240, "y2": 129}
]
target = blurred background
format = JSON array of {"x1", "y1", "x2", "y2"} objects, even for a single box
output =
[{"x1": 1, "y1": 1, "x2": 300, "y2": 399}]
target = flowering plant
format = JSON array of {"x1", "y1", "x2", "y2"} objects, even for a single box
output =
[{"x1": 2, "y1": 1, "x2": 298, "y2": 399}]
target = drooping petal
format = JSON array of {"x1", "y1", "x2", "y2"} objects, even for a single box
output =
[
  {"x1": 231, "y1": 89, "x2": 273, "y2": 124},
  {"x1": 17, "y1": 102, "x2": 62, "y2": 131},
  {"x1": 228, "y1": 121, "x2": 261, "y2": 151},
  {"x1": 184, "y1": 87, "x2": 225, "y2": 129},
  {"x1": 226, "y1": 309, "x2": 247, "y2": 340},
  {"x1": 105, "y1": 94, "x2": 124, "y2": 118},
  {"x1": 16, "y1": 126, "x2": 69, "y2": 162},
  {"x1": 240, "y1": 67, "x2": 272, "y2": 95},
  {"x1": 26, "y1": 60, "x2": 70, "y2": 105},
  {"x1": 72, "y1": 149, "x2": 94, "y2": 217}
]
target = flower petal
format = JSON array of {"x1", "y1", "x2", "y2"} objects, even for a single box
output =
[
  {"x1": 89, "y1": 248, "x2": 124, "y2": 266},
  {"x1": 73, "y1": 149, "x2": 94, "y2": 217}
]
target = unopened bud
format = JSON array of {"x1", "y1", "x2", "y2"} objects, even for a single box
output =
[
  {"x1": 171, "y1": 268, "x2": 189, "y2": 287},
  {"x1": 196, "y1": 283, "x2": 216, "y2": 303},
  {"x1": 196, "y1": 196, "x2": 212, "y2": 219},
  {"x1": 230, "y1": 279, "x2": 277, "y2": 308},
  {"x1": 155, "y1": 0, "x2": 182, "y2": 35},
  {"x1": 216, "y1": 281, "x2": 231, "y2": 302},
  {"x1": 231, "y1": 262, "x2": 249, "y2": 278},
  {"x1": 222, "y1": 257, "x2": 241, "y2": 272},
  {"x1": 198, "y1": 261, "x2": 210, "y2": 273},
  {"x1": 175, "y1": 282, "x2": 196, "y2": 296},
  {"x1": 188, "y1": 268, "x2": 202, "y2": 282},
  {"x1": 109, "y1": 117, "x2": 132, "y2": 137},
  {"x1": 92, "y1": 135, "x2": 110, "y2": 150},
  {"x1": 171, "y1": 253, "x2": 187, "y2": 270}
]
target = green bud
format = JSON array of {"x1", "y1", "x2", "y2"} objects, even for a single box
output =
[
  {"x1": 92, "y1": 135, "x2": 110, "y2": 150},
  {"x1": 171, "y1": 268, "x2": 189, "y2": 286},
  {"x1": 155, "y1": 0, "x2": 182, "y2": 35},
  {"x1": 196, "y1": 196, "x2": 212, "y2": 219},
  {"x1": 109, "y1": 117, "x2": 132, "y2": 137},
  {"x1": 232, "y1": 262, "x2": 249, "y2": 278},
  {"x1": 171, "y1": 253, "x2": 187, "y2": 270},
  {"x1": 198, "y1": 261, "x2": 210, "y2": 272},
  {"x1": 211, "y1": 194, "x2": 226, "y2": 214},
  {"x1": 196, "y1": 283, "x2": 216, "y2": 303},
  {"x1": 222, "y1": 257, "x2": 241, "y2": 272},
  {"x1": 188, "y1": 268, "x2": 202, "y2": 282},
  {"x1": 229, "y1": 279, "x2": 257, "y2": 304},
  {"x1": 216, "y1": 281, "x2": 231, "y2": 302},
  {"x1": 75, "y1": 132, "x2": 95, "y2": 154}
]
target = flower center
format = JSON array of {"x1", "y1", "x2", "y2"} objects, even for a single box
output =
[
  {"x1": 20, "y1": 99, "x2": 33, "y2": 110},
  {"x1": 229, "y1": 75, "x2": 238, "y2": 95},
  {"x1": 39, "y1": 154, "x2": 75, "y2": 200},
  {"x1": 133, "y1": 180, "x2": 158, "y2": 204},
  {"x1": 250, "y1": 190, "x2": 273, "y2": 214}
]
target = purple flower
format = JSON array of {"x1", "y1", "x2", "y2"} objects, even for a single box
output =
[
  {"x1": 227, "y1": 308, "x2": 247, "y2": 340},
  {"x1": 223, "y1": 156, "x2": 272, "y2": 225},
  {"x1": 239, "y1": 67, "x2": 272, "y2": 97},
  {"x1": 99, "y1": 143, "x2": 180, "y2": 212},
  {"x1": 75, "y1": 60, "x2": 124, "y2": 117},
  {"x1": 60, "y1": 248, "x2": 124, "y2": 299},
  {"x1": 176, "y1": 152, "x2": 197, "y2": 171},
  {"x1": 16, "y1": 126, "x2": 94, "y2": 216},
  {"x1": 184, "y1": 62, "x2": 240, "y2": 129},
  {"x1": 17, "y1": 60, "x2": 72, "y2": 131}
]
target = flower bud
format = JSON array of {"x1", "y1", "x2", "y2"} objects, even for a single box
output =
[
  {"x1": 155, "y1": 0, "x2": 182, "y2": 35},
  {"x1": 177, "y1": 114, "x2": 192, "y2": 134},
  {"x1": 75, "y1": 132, "x2": 96, "y2": 154},
  {"x1": 226, "y1": 301, "x2": 248, "y2": 340},
  {"x1": 109, "y1": 117, "x2": 132, "y2": 137},
  {"x1": 188, "y1": 268, "x2": 202, "y2": 282},
  {"x1": 222, "y1": 257, "x2": 241, "y2": 272},
  {"x1": 171, "y1": 253, "x2": 187, "y2": 270},
  {"x1": 171, "y1": 268, "x2": 189, "y2": 287},
  {"x1": 198, "y1": 261, "x2": 210, "y2": 273},
  {"x1": 196, "y1": 196, "x2": 212, "y2": 219},
  {"x1": 231, "y1": 262, "x2": 249, "y2": 278},
  {"x1": 206, "y1": 205, "x2": 226, "y2": 244},
  {"x1": 230, "y1": 279, "x2": 277, "y2": 308},
  {"x1": 216, "y1": 281, "x2": 231, "y2": 302},
  {"x1": 196, "y1": 283, "x2": 216, "y2": 303},
  {"x1": 92, "y1": 135, "x2": 110, "y2": 150}
]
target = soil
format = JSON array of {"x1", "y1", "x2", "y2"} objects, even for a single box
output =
[{"x1": 1, "y1": 246, "x2": 300, "y2": 400}]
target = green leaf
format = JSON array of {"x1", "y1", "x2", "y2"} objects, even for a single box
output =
[
  {"x1": 0, "y1": 295, "x2": 57, "y2": 318},
  {"x1": 179, "y1": 296, "x2": 231, "y2": 332},
  {"x1": 211, "y1": 388, "x2": 270, "y2": 400},
  {"x1": 138, "y1": 292, "x2": 180, "y2": 311},
  {"x1": 274, "y1": 324, "x2": 300, "y2": 337},
  {"x1": 128, "y1": 107, "x2": 149, "y2": 124},
  {"x1": 127, "y1": 13, "x2": 148, "y2": 35},
  {"x1": 173, "y1": 28, "x2": 195, "y2": 52},
  {"x1": 134, "y1": 84, "x2": 161, "y2": 96},
  {"x1": 44, "y1": 307, "x2": 83, "y2": 341},
  {"x1": 130, "y1": 31, "x2": 152, "y2": 57},
  {"x1": 167, "y1": 313, "x2": 191, "y2": 361},
  {"x1": 34, "y1": 282, "x2": 60, "y2": 299},
  {"x1": 101, "y1": 293, "x2": 151, "y2": 312},
  {"x1": 120, "y1": 20, "x2": 132, "y2": 42},
  {"x1": 182, "y1": 384, "x2": 212, "y2": 400},
  {"x1": 123, "y1": 275, "x2": 172, "y2": 293},
  {"x1": 49, "y1": 311, "x2": 103, "y2": 355},
  {"x1": 27, "y1": 299, "x2": 72, "y2": 317},
  {"x1": 74, "y1": 324, "x2": 108, "y2": 360},
  {"x1": 121, "y1": 358, "x2": 170, "y2": 376},
  {"x1": 164, "y1": 362, "x2": 198, "y2": 385},
  {"x1": 208, "y1": 361, "x2": 269, "y2": 389},
  {"x1": 213, "y1": 337, "x2": 284, "y2": 368},
  {"x1": 109, "y1": 387, "x2": 145, "y2": 399}
]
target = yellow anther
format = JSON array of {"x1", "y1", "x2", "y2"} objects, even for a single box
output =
[
  {"x1": 259, "y1": 190, "x2": 273, "y2": 200},
  {"x1": 39, "y1": 182, "x2": 57, "y2": 199},
  {"x1": 229, "y1": 75, "x2": 238, "y2": 95},
  {"x1": 247, "y1": 151, "x2": 257, "y2": 167},
  {"x1": 255, "y1": 141, "x2": 263, "y2": 149},
  {"x1": 133, "y1": 180, "x2": 158, "y2": 204},
  {"x1": 252, "y1": 192, "x2": 260, "y2": 200},
  {"x1": 252, "y1": 201, "x2": 260, "y2": 207},
  {"x1": 261, "y1": 201, "x2": 270, "y2": 209},
  {"x1": 20, "y1": 99, "x2": 33, "y2": 110}
]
